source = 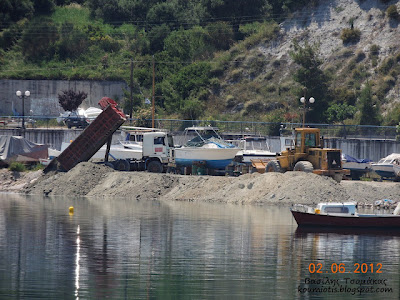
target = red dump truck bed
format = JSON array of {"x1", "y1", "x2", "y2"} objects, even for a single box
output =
[{"x1": 45, "y1": 97, "x2": 126, "y2": 172}]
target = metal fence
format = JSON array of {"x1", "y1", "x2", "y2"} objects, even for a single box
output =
[
  {"x1": 0, "y1": 115, "x2": 398, "y2": 140},
  {"x1": 144, "y1": 119, "x2": 398, "y2": 140}
]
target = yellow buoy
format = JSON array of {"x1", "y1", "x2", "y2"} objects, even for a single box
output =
[{"x1": 69, "y1": 206, "x2": 74, "y2": 214}]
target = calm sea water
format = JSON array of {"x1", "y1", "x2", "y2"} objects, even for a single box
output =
[{"x1": 0, "y1": 193, "x2": 399, "y2": 299}]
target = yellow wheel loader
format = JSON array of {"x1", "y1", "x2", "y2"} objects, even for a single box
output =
[{"x1": 266, "y1": 128, "x2": 349, "y2": 182}]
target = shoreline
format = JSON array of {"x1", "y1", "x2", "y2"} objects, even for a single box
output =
[{"x1": 1, "y1": 162, "x2": 400, "y2": 206}]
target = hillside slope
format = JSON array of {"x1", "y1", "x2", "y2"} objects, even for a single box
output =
[{"x1": 217, "y1": 0, "x2": 400, "y2": 123}]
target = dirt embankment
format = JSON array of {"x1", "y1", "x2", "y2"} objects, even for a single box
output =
[{"x1": 4, "y1": 162, "x2": 397, "y2": 205}]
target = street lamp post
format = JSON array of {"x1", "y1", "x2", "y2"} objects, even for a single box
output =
[
  {"x1": 16, "y1": 90, "x2": 30, "y2": 130},
  {"x1": 300, "y1": 96, "x2": 315, "y2": 127}
]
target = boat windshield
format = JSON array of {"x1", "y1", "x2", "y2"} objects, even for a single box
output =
[
  {"x1": 324, "y1": 206, "x2": 350, "y2": 214},
  {"x1": 244, "y1": 137, "x2": 271, "y2": 151},
  {"x1": 185, "y1": 128, "x2": 223, "y2": 147}
]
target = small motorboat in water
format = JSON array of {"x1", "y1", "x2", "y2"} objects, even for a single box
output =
[{"x1": 291, "y1": 202, "x2": 400, "y2": 228}]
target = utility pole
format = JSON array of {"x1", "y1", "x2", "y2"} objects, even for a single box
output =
[
  {"x1": 152, "y1": 56, "x2": 155, "y2": 128},
  {"x1": 129, "y1": 58, "x2": 133, "y2": 124}
]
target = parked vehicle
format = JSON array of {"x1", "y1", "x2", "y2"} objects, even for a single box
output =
[
  {"x1": 101, "y1": 131, "x2": 174, "y2": 172},
  {"x1": 46, "y1": 97, "x2": 178, "y2": 173},
  {"x1": 265, "y1": 127, "x2": 349, "y2": 182},
  {"x1": 45, "y1": 97, "x2": 126, "y2": 172},
  {"x1": 64, "y1": 114, "x2": 89, "y2": 129}
]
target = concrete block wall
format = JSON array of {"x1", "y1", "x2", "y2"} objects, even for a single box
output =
[{"x1": 0, "y1": 79, "x2": 128, "y2": 117}]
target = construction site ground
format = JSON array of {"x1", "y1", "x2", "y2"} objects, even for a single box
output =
[{"x1": 1, "y1": 162, "x2": 400, "y2": 206}]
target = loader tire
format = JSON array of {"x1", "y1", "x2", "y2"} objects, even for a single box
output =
[
  {"x1": 265, "y1": 160, "x2": 282, "y2": 173},
  {"x1": 294, "y1": 161, "x2": 313, "y2": 172},
  {"x1": 333, "y1": 174, "x2": 343, "y2": 183},
  {"x1": 147, "y1": 160, "x2": 163, "y2": 173}
]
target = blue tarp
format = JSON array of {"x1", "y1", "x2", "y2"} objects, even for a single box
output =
[{"x1": 342, "y1": 153, "x2": 372, "y2": 163}]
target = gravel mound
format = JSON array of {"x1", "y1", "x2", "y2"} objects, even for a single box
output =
[
  {"x1": 161, "y1": 171, "x2": 350, "y2": 204},
  {"x1": 24, "y1": 162, "x2": 114, "y2": 196},
  {"x1": 21, "y1": 161, "x2": 400, "y2": 205}
]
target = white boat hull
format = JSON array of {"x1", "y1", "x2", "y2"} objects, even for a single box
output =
[
  {"x1": 61, "y1": 142, "x2": 143, "y2": 161},
  {"x1": 92, "y1": 144, "x2": 143, "y2": 160},
  {"x1": 371, "y1": 163, "x2": 395, "y2": 178},
  {"x1": 393, "y1": 163, "x2": 400, "y2": 177},
  {"x1": 371, "y1": 153, "x2": 400, "y2": 178},
  {"x1": 174, "y1": 147, "x2": 239, "y2": 169},
  {"x1": 236, "y1": 150, "x2": 276, "y2": 163}
]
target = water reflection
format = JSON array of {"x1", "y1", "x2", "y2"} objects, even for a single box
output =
[{"x1": 0, "y1": 193, "x2": 399, "y2": 299}]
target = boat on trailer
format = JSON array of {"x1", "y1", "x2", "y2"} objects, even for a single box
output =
[
  {"x1": 371, "y1": 153, "x2": 400, "y2": 179},
  {"x1": 174, "y1": 126, "x2": 240, "y2": 170},
  {"x1": 291, "y1": 202, "x2": 400, "y2": 228},
  {"x1": 231, "y1": 136, "x2": 276, "y2": 164}
]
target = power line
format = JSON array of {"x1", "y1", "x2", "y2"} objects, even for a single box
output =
[{"x1": 1, "y1": 1, "x2": 395, "y2": 32}]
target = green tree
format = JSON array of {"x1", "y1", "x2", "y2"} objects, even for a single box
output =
[
  {"x1": 86, "y1": 0, "x2": 126, "y2": 23},
  {"x1": 33, "y1": 0, "x2": 55, "y2": 15},
  {"x1": 146, "y1": 2, "x2": 177, "y2": 29},
  {"x1": 148, "y1": 24, "x2": 171, "y2": 53},
  {"x1": 0, "y1": 0, "x2": 34, "y2": 30},
  {"x1": 164, "y1": 27, "x2": 212, "y2": 61},
  {"x1": 87, "y1": 0, "x2": 156, "y2": 24},
  {"x1": 57, "y1": 22, "x2": 89, "y2": 60},
  {"x1": 326, "y1": 103, "x2": 356, "y2": 124},
  {"x1": 205, "y1": 22, "x2": 234, "y2": 51},
  {"x1": 290, "y1": 41, "x2": 330, "y2": 122},
  {"x1": 359, "y1": 84, "x2": 381, "y2": 125},
  {"x1": 20, "y1": 17, "x2": 59, "y2": 61},
  {"x1": 203, "y1": 0, "x2": 271, "y2": 38},
  {"x1": 387, "y1": 5, "x2": 399, "y2": 20},
  {"x1": 171, "y1": 62, "x2": 212, "y2": 100},
  {"x1": 181, "y1": 98, "x2": 204, "y2": 120}
]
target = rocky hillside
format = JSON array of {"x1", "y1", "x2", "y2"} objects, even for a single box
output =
[{"x1": 217, "y1": 0, "x2": 400, "y2": 124}]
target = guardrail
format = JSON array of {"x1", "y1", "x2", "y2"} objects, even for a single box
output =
[{"x1": 0, "y1": 116, "x2": 397, "y2": 140}]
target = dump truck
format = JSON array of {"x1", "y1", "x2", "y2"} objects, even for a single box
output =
[
  {"x1": 103, "y1": 131, "x2": 174, "y2": 172},
  {"x1": 265, "y1": 127, "x2": 349, "y2": 182},
  {"x1": 45, "y1": 97, "x2": 175, "y2": 173},
  {"x1": 45, "y1": 97, "x2": 126, "y2": 173}
]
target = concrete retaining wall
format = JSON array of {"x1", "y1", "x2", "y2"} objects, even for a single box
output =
[{"x1": 0, "y1": 79, "x2": 128, "y2": 117}]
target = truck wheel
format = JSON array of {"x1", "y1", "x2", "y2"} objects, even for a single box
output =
[
  {"x1": 265, "y1": 160, "x2": 282, "y2": 173},
  {"x1": 294, "y1": 161, "x2": 313, "y2": 172},
  {"x1": 147, "y1": 160, "x2": 163, "y2": 173},
  {"x1": 114, "y1": 159, "x2": 130, "y2": 171}
]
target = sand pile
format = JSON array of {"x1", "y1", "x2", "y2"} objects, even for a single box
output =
[
  {"x1": 25, "y1": 162, "x2": 114, "y2": 196},
  {"x1": 0, "y1": 168, "x2": 42, "y2": 192},
  {"x1": 22, "y1": 161, "x2": 400, "y2": 205},
  {"x1": 160, "y1": 171, "x2": 350, "y2": 204}
]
